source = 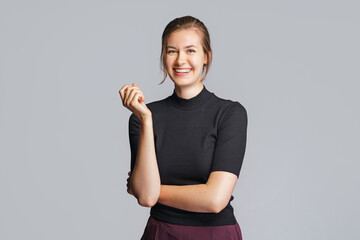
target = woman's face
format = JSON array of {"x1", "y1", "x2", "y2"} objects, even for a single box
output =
[{"x1": 165, "y1": 28, "x2": 208, "y2": 88}]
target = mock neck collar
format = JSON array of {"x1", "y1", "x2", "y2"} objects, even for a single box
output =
[{"x1": 168, "y1": 85, "x2": 214, "y2": 111}]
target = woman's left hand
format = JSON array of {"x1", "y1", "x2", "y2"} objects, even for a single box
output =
[{"x1": 126, "y1": 171, "x2": 133, "y2": 195}]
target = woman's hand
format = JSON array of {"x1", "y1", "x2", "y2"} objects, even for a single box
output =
[
  {"x1": 126, "y1": 171, "x2": 133, "y2": 195},
  {"x1": 119, "y1": 83, "x2": 151, "y2": 120}
]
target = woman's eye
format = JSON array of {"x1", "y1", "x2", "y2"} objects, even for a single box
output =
[{"x1": 167, "y1": 50, "x2": 195, "y2": 54}]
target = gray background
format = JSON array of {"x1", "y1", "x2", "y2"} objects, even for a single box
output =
[{"x1": 0, "y1": 0, "x2": 359, "y2": 239}]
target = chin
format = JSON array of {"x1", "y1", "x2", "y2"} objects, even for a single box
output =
[{"x1": 172, "y1": 80, "x2": 200, "y2": 88}]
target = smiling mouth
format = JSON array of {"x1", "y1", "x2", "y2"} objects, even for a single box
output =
[{"x1": 174, "y1": 68, "x2": 192, "y2": 73}]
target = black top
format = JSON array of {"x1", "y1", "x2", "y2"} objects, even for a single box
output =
[{"x1": 128, "y1": 85, "x2": 248, "y2": 226}]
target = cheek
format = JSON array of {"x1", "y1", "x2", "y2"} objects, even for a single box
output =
[
  {"x1": 165, "y1": 58, "x2": 173, "y2": 69},
  {"x1": 191, "y1": 57, "x2": 205, "y2": 68}
]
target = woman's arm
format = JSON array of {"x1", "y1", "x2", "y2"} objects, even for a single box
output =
[
  {"x1": 130, "y1": 115, "x2": 160, "y2": 207},
  {"x1": 120, "y1": 83, "x2": 160, "y2": 208},
  {"x1": 158, "y1": 171, "x2": 237, "y2": 213}
]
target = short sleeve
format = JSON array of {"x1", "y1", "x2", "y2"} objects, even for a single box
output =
[
  {"x1": 210, "y1": 102, "x2": 248, "y2": 178},
  {"x1": 128, "y1": 113, "x2": 140, "y2": 172}
]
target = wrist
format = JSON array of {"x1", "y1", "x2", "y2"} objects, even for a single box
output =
[{"x1": 140, "y1": 114, "x2": 152, "y2": 125}]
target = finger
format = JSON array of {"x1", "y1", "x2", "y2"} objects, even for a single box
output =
[
  {"x1": 119, "y1": 84, "x2": 133, "y2": 102},
  {"x1": 125, "y1": 89, "x2": 142, "y2": 106},
  {"x1": 119, "y1": 85, "x2": 128, "y2": 101},
  {"x1": 131, "y1": 89, "x2": 144, "y2": 102},
  {"x1": 123, "y1": 86, "x2": 134, "y2": 104},
  {"x1": 124, "y1": 87, "x2": 140, "y2": 106},
  {"x1": 137, "y1": 90, "x2": 145, "y2": 102},
  {"x1": 120, "y1": 84, "x2": 140, "y2": 102},
  {"x1": 131, "y1": 84, "x2": 144, "y2": 101},
  {"x1": 130, "y1": 92, "x2": 144, "y2": 106}
]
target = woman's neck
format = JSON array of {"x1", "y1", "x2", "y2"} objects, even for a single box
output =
[{"x1": 173, "y1": 83, "x2": 204, "y2": 100}]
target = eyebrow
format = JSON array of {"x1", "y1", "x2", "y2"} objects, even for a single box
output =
[{"x1": 166, "y1": 45, "x2": 197, "y2": 49}]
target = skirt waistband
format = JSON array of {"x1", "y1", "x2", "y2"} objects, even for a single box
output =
[{"x1": 141, "y1": 216, "x2": 243, "y2": 240}]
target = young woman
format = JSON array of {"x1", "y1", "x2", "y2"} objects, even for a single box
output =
[{"x1": 119, "y1": 16, "x2": 247, "y2": 240}]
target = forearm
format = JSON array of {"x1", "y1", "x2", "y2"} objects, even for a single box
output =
[
  {"x1": 131, "y1": 115, "x2": 160, "y2": 207},
  {"x1": 158, "y1": 184, "x2": 219, "y2": 213}
]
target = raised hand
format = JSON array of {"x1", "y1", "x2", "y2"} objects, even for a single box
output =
[{"x1": 119, "y1": 83, "x2": 152, "y2": 120}]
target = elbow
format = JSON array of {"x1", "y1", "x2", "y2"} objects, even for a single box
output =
[
  {"x1": 209, "y1": 198, "x2": 227, "y2": 214},
  {"x1": 211, "y1": 205, "x2": 225, "y2": 214},
  {"x1": 138, "y1": 196, "x2": 158, "y2": 207},
  {"x1": 138, "y1": 199, "x2": 156, "y2": 207},
  {"x1": 131, "y1": 180, "x2": 160, "y2": 208}
]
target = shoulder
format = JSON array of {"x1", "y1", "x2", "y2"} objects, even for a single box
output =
[
  {"x1": 146, "y1": 97, "x2": 169, "y2": 112},
  {"x1": 211, "y1": 93, "x2": 247, "y2": 120}
]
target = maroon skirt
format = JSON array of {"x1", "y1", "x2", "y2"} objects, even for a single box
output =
[{"x1": 140, "y1": 216, "x2": 243, "y2": 240}]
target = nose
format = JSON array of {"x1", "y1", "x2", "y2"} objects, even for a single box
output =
[{"x1": 176, "y1": 51, "x2": 186, "y2": 65}]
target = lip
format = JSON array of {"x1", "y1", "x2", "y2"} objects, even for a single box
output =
[
  {"x1": 173, "y1": 68, "x2": 192, "y2": 76},
  {"x1": 174, "y1": 68, "x2": 192, "y2": 70}
]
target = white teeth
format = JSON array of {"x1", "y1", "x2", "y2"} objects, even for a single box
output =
[{"x1": 174, "y1": 69, "x2": 191, "y2": 73}]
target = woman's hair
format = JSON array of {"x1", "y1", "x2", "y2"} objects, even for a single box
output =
[{"x1": 159, "y1": 16, "x2": 212, "y2": 85}]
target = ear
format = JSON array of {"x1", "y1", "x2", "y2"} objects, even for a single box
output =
[{"x1": 205, "y1": 51, "x2": 212, "y2": 65}]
